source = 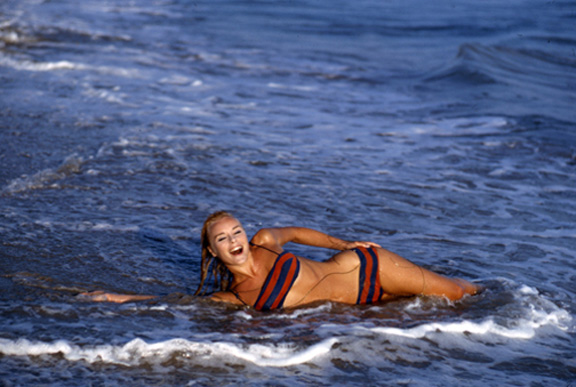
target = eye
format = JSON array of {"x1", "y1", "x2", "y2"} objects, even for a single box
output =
[
  {"x1": 217, "y1": 237, "x2": 226, "y2": 242},
  {"x1": 234, "y1": 230, "x2": 242, "y2": 235}
]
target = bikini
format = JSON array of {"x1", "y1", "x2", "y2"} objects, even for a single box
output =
[
  {"x1": 232, "y1": 245, "x2": 383, "y2": 311},
  {"x1": 254, "y1": 251, "x2": 301, "y2": 311},
  {"x1": 231, "y1": 248, "x2": 301, "y2": 311},
  {"x1": 353, "y1": 246, "x2": 384, "y2": 304}
]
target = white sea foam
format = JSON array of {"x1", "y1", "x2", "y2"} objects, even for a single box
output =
[
  {"x1": 247, "y1": 303, "x2": 335, "y2": 320},
  {"x1": 0, "y1": 53, "x2": 139, "y2": 77},
  {"x1": 314, "y1": 282, "x2": 574, "y2": 345},
  {"x1": 2, "y1": 154, "x2": 83, "y2": 195},
  {"x1": 33, "y1": 220, "x2": 139, "y2": 233},
  {"x1": 210, "y1": 338, "x2": 338, "y2": 367},
  {"x1": 82, "y1": 86, "x2": 129, "y2": 105},
  {"x1": 0, "y1": 54, "x2": 86, "y2": 71},
  {"x1": 0, "y1": 337, "x2": 338, "y2": 368},
  {"x1": 366, "y1": 314, "x2": 557, "y2": 340},
  {"x1": 0, "y1": 29, "x2": 23, "y2": 45}
]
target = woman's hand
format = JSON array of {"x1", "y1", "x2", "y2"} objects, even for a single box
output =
[
  {"x1": 341, "y1": 240, "x2": 382, "y2": 250},
  {"x1": 78, "y1": 290, "x2": 156, "y2": 303},
  {"x1": 78, "y1": 290, "x2": 114, "y2": 302}
]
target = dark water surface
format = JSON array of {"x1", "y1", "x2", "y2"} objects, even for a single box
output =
[{"x1": 1, "y1": 0, "x2": 575, "y2": 385}]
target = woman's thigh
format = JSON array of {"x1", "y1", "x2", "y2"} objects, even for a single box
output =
[{"x1": 376, "y1": 248, "x2": 464, "y2": 300}]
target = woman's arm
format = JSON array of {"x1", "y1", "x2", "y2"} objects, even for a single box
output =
[
  {"x1": 78, "y1": 290, "x2": 157, "y2": 303},
  {"x1": 252, "y1": 227, "x2": 381, "y2": 251},
  {"x1": 80, "y1": 290, "x2": 246, "y2": 306}
]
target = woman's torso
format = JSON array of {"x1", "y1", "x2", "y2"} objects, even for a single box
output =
[{"x1": 230, "y1": 244, "x2": 363, "y2": 308}]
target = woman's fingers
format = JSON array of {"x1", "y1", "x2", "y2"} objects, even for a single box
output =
[
  {"x1": 346, "y1": 241, "x2": 382, "y2": 249},
  {"x1": 364, "y1": 241, "x2": 382, "y2": 248}
]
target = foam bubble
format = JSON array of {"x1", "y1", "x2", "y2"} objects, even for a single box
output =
[{"x1": 519, "y1": 285, "x2": 539, "y2": 295}]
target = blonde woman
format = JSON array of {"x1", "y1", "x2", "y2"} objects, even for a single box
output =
[{"x1": 84, "y1": 211, "x2": 479, "y2": 310}]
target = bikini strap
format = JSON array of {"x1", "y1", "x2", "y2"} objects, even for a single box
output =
[
  {"x1": 249, "y1": 241, "x2": 281, "y2": 256},
  {"x1": 230, "y1": 289, "x2": 249, "y2": 306}
]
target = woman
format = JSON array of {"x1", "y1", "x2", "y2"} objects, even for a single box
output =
[{"x1": 83, "y1": 211, "x2": 479, "y2": 309}]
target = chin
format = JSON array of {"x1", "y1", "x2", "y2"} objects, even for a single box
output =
[{"x1": 226, "y1": 253, "x2": 248, "y2": 266}]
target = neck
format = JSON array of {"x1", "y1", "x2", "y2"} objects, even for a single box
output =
[{"x1": 226, "y1": 250, "x2": 258, "y2": 284}]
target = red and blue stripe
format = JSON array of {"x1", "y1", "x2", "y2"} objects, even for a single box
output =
[
  {"x1": 354, "y1": 246, "x2": 384, "y2": 304},
  {"x1": 254, "y1": 251, "x2": 300, "y2": 311}
]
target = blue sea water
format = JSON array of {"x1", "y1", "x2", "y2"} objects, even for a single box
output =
[{"x1": 1, "y1": 0, "x2": 575, "y2": 385}]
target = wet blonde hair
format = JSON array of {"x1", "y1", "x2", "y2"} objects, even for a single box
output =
[{"x1": 194, "y1": 210, "x2": 235, "y2": 296}]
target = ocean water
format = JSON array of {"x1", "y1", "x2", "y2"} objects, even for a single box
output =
[{"x1": 1, "y1": 0, "x2": 575, "y2": 385}]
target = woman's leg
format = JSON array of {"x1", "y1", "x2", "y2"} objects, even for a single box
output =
[{"x1": 375, "y1": 248, "x2": 478, "y2": 300}]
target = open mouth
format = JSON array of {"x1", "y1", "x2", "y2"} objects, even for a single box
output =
[{"x1": 230, "y1": 246, "x2": 243, "y2": 256}]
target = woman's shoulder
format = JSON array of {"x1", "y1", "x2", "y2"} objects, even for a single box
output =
[
  {"x1": 250, "y1": 229, "x2": 286, "y2": 255},
  {"x1": 251, "y1": 226, "x2": 298, "y2": 249},
  {"x1": 251, "y1": 228, "x2": 276, "y2": 246}
]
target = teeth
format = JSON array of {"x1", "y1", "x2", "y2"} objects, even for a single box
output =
[{"x1": 231, "y1": 247, "x2": 242, "y2": 254}]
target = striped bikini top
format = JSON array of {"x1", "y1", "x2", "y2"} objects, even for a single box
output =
[{"x1": 232, "y1": 244, "x2": 301, "y2": 311}]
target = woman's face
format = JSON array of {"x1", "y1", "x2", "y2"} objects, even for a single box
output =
[{"x1": 207, "y1": 217, "x2": 250, "y2": 266}]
